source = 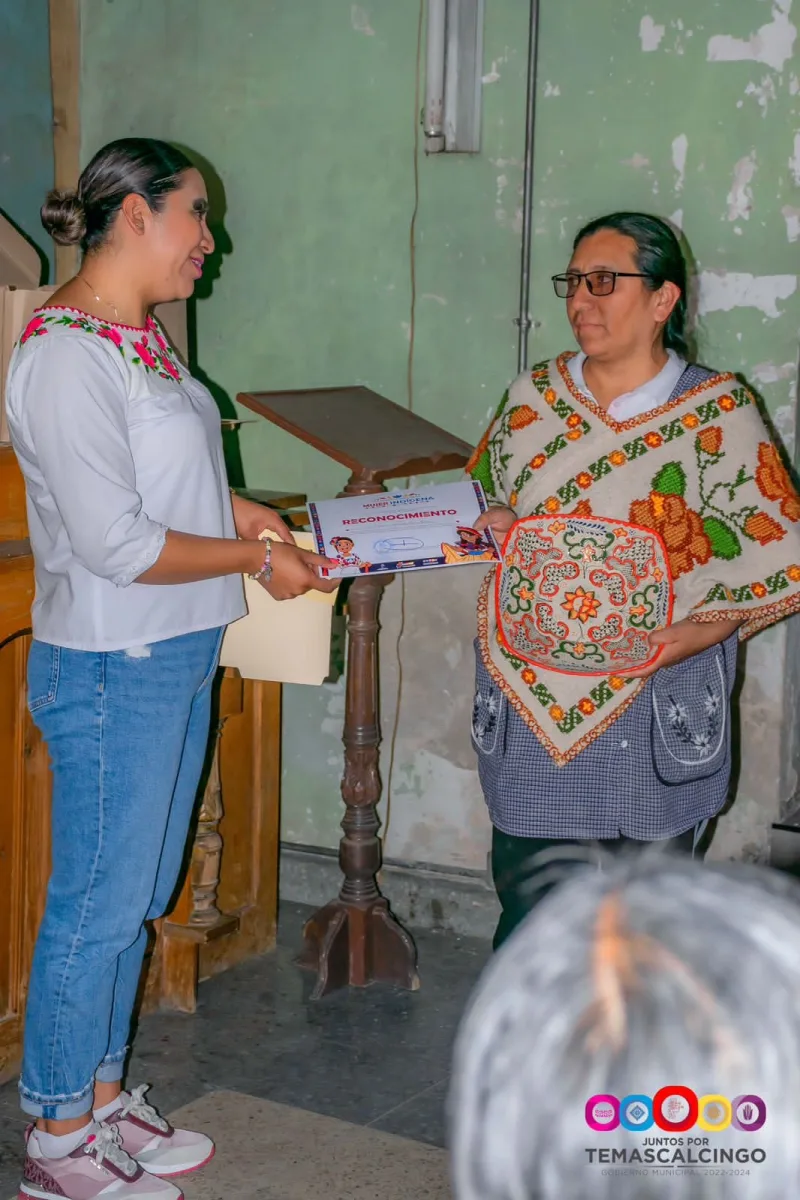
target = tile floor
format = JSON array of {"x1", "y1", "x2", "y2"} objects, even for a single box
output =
[
  {"x1": 169, "y1": 1091, "x2": 452, "y2": 1199},
  {"x1": 0, "y1": 903, "x2": 490, "y2": 1197}
]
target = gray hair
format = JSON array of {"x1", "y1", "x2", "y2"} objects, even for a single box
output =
[{"x1": 450, "y1": 852, "x2": 800, "y2": 1199}]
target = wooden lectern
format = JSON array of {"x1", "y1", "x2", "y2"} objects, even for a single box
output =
[{"x1": 237, "y1": 386, "x2": 472, "y2": 998}]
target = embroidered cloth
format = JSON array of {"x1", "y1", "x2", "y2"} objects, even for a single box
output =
[{"x1": 467, "y1": 353, "x2": 800, "y2": 765}]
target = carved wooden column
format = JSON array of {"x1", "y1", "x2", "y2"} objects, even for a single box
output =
[
  {"x1": 297, "y1": 473, "x2": 417, "y2": 997},
  {"x1": 237, "y1": 385, "x2": 471, "y2": 997},
  {"x1": 189, "y1": 717, "x2": 228, "y2": 927},
  {"x1": 159, "y1": 695, "x2": 240, "y2": 1013}
]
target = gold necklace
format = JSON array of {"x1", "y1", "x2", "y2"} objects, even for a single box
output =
[{"x1": 77, "y1": 273, "x2": 120, "y2": 321}]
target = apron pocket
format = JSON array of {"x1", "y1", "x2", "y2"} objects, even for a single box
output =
[
  {"x1": 651, "y1": 644, "x2": 730, "y2": 785},
  {"x1": 471, "y1": 639, "x2": 507, "y2": 759}
]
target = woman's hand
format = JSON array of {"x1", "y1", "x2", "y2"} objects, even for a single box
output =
[
  {"x1": 231, "y1": 493, "x2": 296, "y2": 546},
  {"x1": 625, "y1": 616, "x2": 743, "y2": 680},
  {"x1": 474, "y1": 505, "x2": 517, "y2": 540},
  {"x1": 262, "y1": 541, "x2": 339, "y2": 601}
]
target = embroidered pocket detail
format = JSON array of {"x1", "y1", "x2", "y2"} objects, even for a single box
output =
[
  {"x1": 651, "y1": 647, "x2": 730, "y2": 784},
  {"x1": 472, "y1": 641, "x2": 506, "y2": 757}
]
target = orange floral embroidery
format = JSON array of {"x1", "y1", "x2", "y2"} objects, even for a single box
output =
[
  {"x1": 569, "y1": 500, "x2": 593, "y2": 518},
  {"x1": 756, "y1": 443, "x2": 800, "y2": 522},
  {"x1": 549, "y1": 704, "x2": 565, "y2": 722},
  {"x1": 578, "y1": 698, "x2": 596, "y2": 716},
  {"x1": 521, "y1": 667, "x2": 537, "y2": 685},
  {"x1": 644, "y1": 432, "x2": 663, "y2": 449},
  {"x1": 509, "y1": 404, "x2": 539, "y2": 431},
  {"x1": 567, "y1": 413, "x2": 582, "y2": 428},
  {"x1": 530, "y1": 453, "x2": 547, "y2": 470},
  {"x1": 744, "y1": 511, "x2": 785, "y2": 545},
  {"x1": 609, "y1": 676, "x2": 626, "y2": 691},
  {"x1": 751, "y1": 582, "x2": 768, "y2": 598},
  {"x1": 609, "y1": 450, "x2": 627, "y2": 467},
  {"x1": 576, "y1": 472, "x2": 593, "y2": 490},
  {"x1": 788, "y1": 565, "x2": 800, "y2": 582},
  {"x1": 697, "y1": 425, "x2": 723, "y2": 455},
  {"x1": 718, "y1": 394, "x2": 736, "y2": 412},
  {"x1": 681, "y1": 413, "x2": 700, "y2": 429},
  {"x1": 509, "y1": 490, "x2": 519, "y2": 507},
  {"x1": 562, "y1": 587, "x2": 601, "y2": 623},
  {"x1": 544, "y1": 496, "x2": 560, "y2": 513},
  {"x1": 566, "y1": 430, "x2": 583, "y2": 441},
  {"x1": 629, "y1": 492, "x2": 712, "y2": 579},
  {"x1": 465, "y1": 425, "x2": 491, "y2": 476},
  {"x1": 544, "y1": 387, "x2": 557, "y2": 406}
]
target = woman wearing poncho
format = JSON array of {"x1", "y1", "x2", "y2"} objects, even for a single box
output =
[{"x1": 469, "y1": 212, "x2": 800, "y2": 948}]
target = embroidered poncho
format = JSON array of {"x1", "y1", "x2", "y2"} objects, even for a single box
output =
[{"x1": 467, "y1": 353, "x2": 800, "y2": 765}]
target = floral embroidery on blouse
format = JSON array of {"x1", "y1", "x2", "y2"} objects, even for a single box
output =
[{"x1": 19, "y1": 309, "x2": 184, "y2": 383}]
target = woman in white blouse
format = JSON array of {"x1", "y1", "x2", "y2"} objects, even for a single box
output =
[{"x1": 6, "y1": 138, "x2": 335, "y2": 1200}]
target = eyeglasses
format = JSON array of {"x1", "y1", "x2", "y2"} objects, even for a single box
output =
[{"x1": 551, "y1": 270, "x2": 654, "y2": 299}]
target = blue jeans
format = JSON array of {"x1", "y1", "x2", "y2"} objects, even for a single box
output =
[{"x1": 20, "y1": 627, "x2": 223, "y2": 1120}]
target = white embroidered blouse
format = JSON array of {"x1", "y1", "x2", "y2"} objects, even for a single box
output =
[{"x1": 6, "y1": 306, "x2": 245, "y2": 651}]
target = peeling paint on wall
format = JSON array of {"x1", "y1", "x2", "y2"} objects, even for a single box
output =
[
  {"x1": 707, "y1": 2, "x2": 797, "y2": 73},
  {"x1": 745, "y1": 74, "x2": 778, "y2": 115},
  {"x1": 698, "y1": 271, "x2": 797, "y2": 318},
  {"x1": 782, "y1": 205, "x2": 800, "y2": 241},
  {"x1": 350, "y1": 4, "x2": 375, "y2": 36},
  {"x1": 790, "y1": 133, "x2": 800, "y2": 185},
  {"x1": 622, "y1": 153, "x2": 650, "y2": 169},
  {"x1": 751, "y1": 361, "x2": 798, "y2": 386},
  {"x1": 671, "y1": 135, "x2": 688, "y2": 191},
  {"x1": 639, "y1": 15, "x2": 666, "y2": 51},
  {"x1": 726, "y1": 151, "x2": 757, "y2": 220}
]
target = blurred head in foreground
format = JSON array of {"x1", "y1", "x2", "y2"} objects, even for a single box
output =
[{"x1": 450, "y1": 854, "x2": 800, "y2": 1200}]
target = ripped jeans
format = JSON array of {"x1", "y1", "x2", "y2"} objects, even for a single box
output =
[{"x1": 20, "y1": 627, "x2": 223, "y2": 1120}]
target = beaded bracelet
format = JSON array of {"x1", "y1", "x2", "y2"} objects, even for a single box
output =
[{"x1": 249, "y1": 536, "x2": 273, "y2": 585}]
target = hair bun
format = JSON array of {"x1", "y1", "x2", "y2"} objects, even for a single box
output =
[{"x1": 41, "y1": 189, "x2": 87, "y2": 246}]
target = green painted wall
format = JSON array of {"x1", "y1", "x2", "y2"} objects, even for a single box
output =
[
  {"x1": 0, "y1": 0, "x2": 53, "y2": 276},
  {"x1": 81, "y1": 0, "x2": 800, "y2": 866}
]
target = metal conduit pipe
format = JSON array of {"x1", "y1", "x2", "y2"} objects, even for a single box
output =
[
  {"x1": 424, "y1": 0, "x2": 447, "y2": 154},
  {"x1": 515, "y1": 0, "x2": 542, "y2": 374}
]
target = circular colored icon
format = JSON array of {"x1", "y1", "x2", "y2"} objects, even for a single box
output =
[
  {"x1": 619, "y1": 1094, "x2": 654, "y2": 1131},
  {"x1": 697, "y1": 1095, "x2": 732, "y2": 1132},
  {"x1": 585, "y1": 1095, "x2": 620, "y2": 1131},
  {"x1": 731, "y1": 1095, "x2": 767, "y2": 1132},
  {"x1": 653, "y1": 1086, "x2": 699, "y2": 1132}
]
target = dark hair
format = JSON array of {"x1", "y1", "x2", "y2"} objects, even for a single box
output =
[
  {"x1": 41, "y1": 137, "x2": 193, "y2": 253},
  {"x1": 572, "y1": 212, "x2": 690, "y2": 358}
]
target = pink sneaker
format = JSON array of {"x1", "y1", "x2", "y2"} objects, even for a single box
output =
[
  {"x1": 19, "y1": 1123, "x2": 183, "y2": 1199},
  {"x1": 110, "y1": 1087, "x2": 215, "y2": 1178}
]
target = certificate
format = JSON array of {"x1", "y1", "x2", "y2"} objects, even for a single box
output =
[{"x1": 308, "y1": 480, "x2": 500, "y2": 578}]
